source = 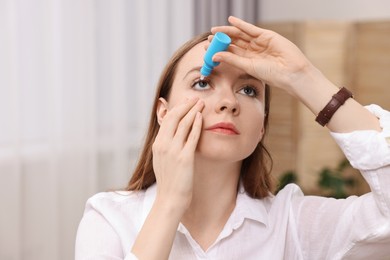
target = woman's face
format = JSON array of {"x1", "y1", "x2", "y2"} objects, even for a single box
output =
[{"x1": 160, "y1": 41, "x2": 266, "y2": 162}]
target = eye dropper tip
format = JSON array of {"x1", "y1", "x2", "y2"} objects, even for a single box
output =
[{"x1": 200, "y1": 75, "x2": 205, "y2": 80}]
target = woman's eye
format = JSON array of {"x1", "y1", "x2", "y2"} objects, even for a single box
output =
[
  {"x1": 239, "y1": 86, "x2": 258, "y2": 97},
  {"x1": 192, "y1": 80, "x2": 210, "y2": 90}
]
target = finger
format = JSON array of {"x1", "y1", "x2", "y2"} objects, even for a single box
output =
[
  {"x1": 213, "y1": 51, "x2": 256, "y2": 78},
  {"x1": 172, "y1": 100, "x2": 204, "y2": 146},
  {"x1": 211, "y1": 26, "x2": 252, "y2": 42},
  {"x1": 183, "y1": 112, "x2": 203, "y2": 153},
  {"x1": 227, "y1": 16, "x2": 263, "y2": 38},
  {"x1": 158, "y1": 97, "x2": 199, "y2": 139},
  {"x1": 228, "y1": 16, "x2": 277, "y2": 48},
  {"x1": 229, "y1": 37, "x2": 251, "y2": 50},
  {"x1": 206, "y1": 34, "x2": 251, "y2": 56},
  {"x1": 226, "y1": 44, "x2": 247, "y2": 57},
  {"x1": 204, "y1": 35, "x2": 214, "y2": 50},
  {"x1": 204, "y1": 42, "x2": 248, "y2": 57}
]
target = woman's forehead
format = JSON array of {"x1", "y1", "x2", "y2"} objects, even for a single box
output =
[
  {"x1": 178, "y1": 41, "x2": 207, "y2": 72},
  {"x1": 176, "y1": 40, "x2": 246, "y2": 78}
]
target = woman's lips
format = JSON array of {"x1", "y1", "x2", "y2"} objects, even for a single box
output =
[{"x1": 205, "y1": 122, "x2": 240, "y2": 135}]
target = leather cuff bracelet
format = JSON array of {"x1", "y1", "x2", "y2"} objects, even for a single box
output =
[{"x1": 315, "y1": 87, "x2": 353, "y2": 126}]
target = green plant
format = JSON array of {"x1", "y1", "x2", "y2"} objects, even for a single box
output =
[
  {"x1": 276, "y1": 159, "x2": 360, "y2": 198},
  {"x1": 317, "y1": 159, "x2": 356, "y2": 199},
  {"x1": 275, "y1": 170, "x2": 298, "y2": 194}
]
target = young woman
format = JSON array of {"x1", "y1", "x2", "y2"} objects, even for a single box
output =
[{"x1": 76, "y1": 16, "x2": 390, "y2": 259}]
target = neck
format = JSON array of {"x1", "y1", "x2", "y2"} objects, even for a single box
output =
[{"x1": 181, "y1": 156, "x2": 241, "y2": 250}]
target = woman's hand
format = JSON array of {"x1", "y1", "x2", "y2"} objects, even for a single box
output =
[
  {"x1": 212, "y1": 16, "x2": 381, "y2": 133},
  {"x1": 132, "y1": 98, "x2": 204, "y2": 259},
  {"x1": 211, "y1": 16, "x2": 315, "y2": 94},
  {"x1": 152, "y1": 97, "x2": 204, "y2": 212}
]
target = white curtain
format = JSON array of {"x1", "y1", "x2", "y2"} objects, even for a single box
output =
[
  {"x1": 0, "y1": 0, "x2": 258, "y2": 259},
  {"x1": 193, "y1": 0, "x2": 260, "y2": 34}
]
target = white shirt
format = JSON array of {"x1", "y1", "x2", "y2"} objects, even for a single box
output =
[{"x1": 75, "y1": 105, "x2": 390, "y2": 260}]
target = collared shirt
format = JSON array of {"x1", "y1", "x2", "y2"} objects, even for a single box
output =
[{"x1": 75, "y1": 105, "x2": 390, "y2": 260}]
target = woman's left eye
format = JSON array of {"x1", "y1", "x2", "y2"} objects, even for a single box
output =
[
  {"x1": 192, "y1": 80, "x2": 210, "y2": 90},
  {"x1": 239, "y1": 86, "x2": 258, "y2": 97}
]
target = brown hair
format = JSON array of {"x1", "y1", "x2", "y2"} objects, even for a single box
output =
[{"x1": 126, "y1": 32, "x2": 273, "y2": 198}]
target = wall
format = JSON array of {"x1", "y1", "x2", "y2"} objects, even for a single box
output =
[{"x1": 259, "y1": 0, "x2": 390, "y2": 22}]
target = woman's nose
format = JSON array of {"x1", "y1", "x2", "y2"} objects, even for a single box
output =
[{"x1": 215, "y1": 90, "x2": 240, "y2": 115}]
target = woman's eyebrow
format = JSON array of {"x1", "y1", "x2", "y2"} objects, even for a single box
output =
[
  {"x1": 183, "y1": 66, "x2": 222, "y2": 80},
  {"x1": 183, "y1": 68, "x2": 259, "y2": 82},
  {"x1": 183, "y1": 66, "x2": 202, "y2": 80},
  {"x1": 237, "y1": 73, "x2": 260, "y2": 81},
  {"x1": 237, "y1": 73, "x2": 265, "y2": 87}
]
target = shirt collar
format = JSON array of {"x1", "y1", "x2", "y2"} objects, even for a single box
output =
[
  {"x1": 141, "y1": 183, "x2": 270, "y2": 232},
  {"x1": 232, "y1": 184, "x2": 269, "y2": 227}
]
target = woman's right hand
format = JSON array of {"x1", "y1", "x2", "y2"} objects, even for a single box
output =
[
  {"x1": 152, "y1": 97, "x2": 204, "y2": 212},
  {"x1": 132, "y1": 98, "x2": 204, "y2": 259}
]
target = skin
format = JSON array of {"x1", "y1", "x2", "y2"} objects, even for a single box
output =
[
  {"x1": 156, "y1": 41, "x2": 267, "y2": 249},
  {"x1": 162, "y1": 41, "x2": 266, "y2": 163},
  {"x1": 132, "y1": 16, "x2": 381, "y2": 260},
  {"x1": 210, "y1": 16, "x2": 380, "y2": 133}
]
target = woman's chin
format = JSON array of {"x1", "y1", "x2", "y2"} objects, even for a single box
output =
[{"x1": 195, "y1": 142, "x2": 251, "y2": 163}]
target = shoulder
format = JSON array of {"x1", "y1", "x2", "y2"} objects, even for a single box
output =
[
  {"x1": 238, "y1": 183, "x2": 304, "y2": 213},
  {"x1": 237, "y1": 184, "x2": 304, "y2": 220},
  {"x1": 86, "y1": 190, "x2": 146, "y2": 210},
  {"x1": 83, "y1": 186, "x2": 155, "y2": 224},
  {"x1": 80, "y1": 185, "x2": 157, "y2": 235},
  {"x1": 267, "y1": 183, "x2": 304, "y2": 206},
  {"x1": 261, "y1": 184, "x2": 303, "y2": 214}
]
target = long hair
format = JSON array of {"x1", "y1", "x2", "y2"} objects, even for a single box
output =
[{"x1": 126, "y1": 32, "x2": 273, "y2": 198}]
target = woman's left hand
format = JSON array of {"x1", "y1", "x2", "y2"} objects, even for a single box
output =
[
  {"x1": 212, "y1": 16, "x2": 381, "y2": 133},
  {"x1": 211, "y1": 16, "x2": 315, "y2": 94}
]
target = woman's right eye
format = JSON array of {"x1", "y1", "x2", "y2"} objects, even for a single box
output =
[{"x1": 192, "y1": 79, "x2": 210, "y2": 90}]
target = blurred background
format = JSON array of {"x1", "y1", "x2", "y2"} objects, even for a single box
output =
[{"x1": 1, "y1": 0, "x2": 390, "y2": 259}]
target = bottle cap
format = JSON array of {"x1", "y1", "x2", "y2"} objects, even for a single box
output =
[{"x1": 200, "y1": 32, "x2": 231, "y2": 77}]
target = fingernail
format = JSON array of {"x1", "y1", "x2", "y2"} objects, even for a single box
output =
[
  {"x1": 197, "y1": 100, "x2": 205, "y2": 109},
  {"x1": 212, "y1": 55, "x2": 221, "y2": 62},
  {"x1": 196, "y1": 112, "x2": 202, "y2": 119}
]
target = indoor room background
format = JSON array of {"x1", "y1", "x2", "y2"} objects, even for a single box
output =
[{"x1": 1, "y1": 0, "x2": 390, "y2": 259}]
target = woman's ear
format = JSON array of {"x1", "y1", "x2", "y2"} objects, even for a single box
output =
[
  {"x1": 257, "y1": 121, "x2": 266, "y2": 144},
  {"x1": 258, "y1": 126, "x2": 265, "y2": 144},
  {"x1": 156, "y1": 97, "x2": 169, "y2": 125}
]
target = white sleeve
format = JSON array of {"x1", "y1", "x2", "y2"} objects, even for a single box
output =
[
  {"x1": 75, "y1": 208, "x2": 139, "y2": 260},
  {"x1": 293, "y1": 104, "x2": 390, "y2": 259},
  {"x1": 330, "y1": 104, "x2": 390, "y2": 171},
  {"x1": 330, "y1": 104, "x2": 390, "y2": 217}
]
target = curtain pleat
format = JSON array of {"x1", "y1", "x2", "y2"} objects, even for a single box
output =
[{"x1": 193, "y1": 0, "x2": 260, "y2": 34}]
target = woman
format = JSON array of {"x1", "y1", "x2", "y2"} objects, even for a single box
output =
[{"x1": 76, "y1": 16, "x2": 390, "y2": 259}]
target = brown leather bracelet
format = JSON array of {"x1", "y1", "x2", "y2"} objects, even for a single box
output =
[{"x1": 315, "y1": 87, "x2": 353, "y2": 126}]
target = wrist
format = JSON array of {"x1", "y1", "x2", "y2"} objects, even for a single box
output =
[
  {"x1": 315, "y1": 87, "x2": 353, "y2": 126},
  {"x1": 288, "y1": 65, "x2": 340, "y2": 115},
  {"x1": 154, "y1": 194, "x2": 190, "y2": 217}
]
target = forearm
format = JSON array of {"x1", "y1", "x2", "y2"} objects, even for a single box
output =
[
  {"x1": 289, "y1": 64, "x2": 381, "y2": 133},
  {"x1": 131, "y1": 198, "x2": 185, "y2": 260}
]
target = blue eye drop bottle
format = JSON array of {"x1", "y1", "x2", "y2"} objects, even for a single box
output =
[{"x1": 200, "y1": 32, "x2": 231, "y2": 79}]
